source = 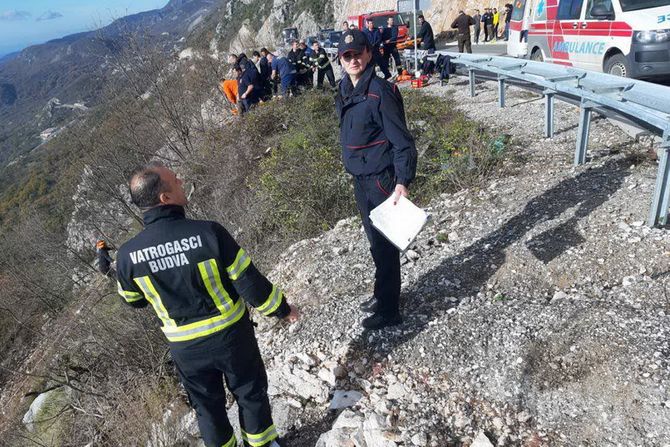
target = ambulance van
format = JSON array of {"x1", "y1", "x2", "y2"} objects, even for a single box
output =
[{"x1": 507, "y1": 0, "x2": 670, "y2": 79}]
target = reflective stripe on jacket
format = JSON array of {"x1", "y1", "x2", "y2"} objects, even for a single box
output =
[{"x1": 116, "y1": 205, "x2": 290, "y2": 343}]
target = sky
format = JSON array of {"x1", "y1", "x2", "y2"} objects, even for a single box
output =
[{"x1": 0, "y1": 0, "x2": 169, "y2": 56}]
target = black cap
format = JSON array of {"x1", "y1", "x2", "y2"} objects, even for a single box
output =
[{"x1": 338, "y1": 29, "x2": 369, "y2": 56}]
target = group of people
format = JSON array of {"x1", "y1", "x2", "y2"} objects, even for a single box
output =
[
  {"x1": 451, "y1": 4, "x2": 514, "y2": 53},
  {"x1": 100, "y1": 23, "x2": 418, "y2": 447},
  {"x1": 343, "y1": 14, "x2": 436, "y2": 79},
  {"x1": 218, "y1": 40, "x2": 337, "y2": 114}
]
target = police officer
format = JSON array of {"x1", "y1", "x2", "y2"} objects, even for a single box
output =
[
  {"x1": 116, "y1": 161, "x2": 298, "y2": 447},
  {"x1": 336, "y1": 29, "x2": 417, "y2": 330},
  {"x1": 237, "y1": 62, "x2": 260, "y2": 114}
]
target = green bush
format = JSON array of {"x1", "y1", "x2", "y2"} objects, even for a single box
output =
[{"x1": 402, "y1": 89, "x2": 509, "y2": 203}]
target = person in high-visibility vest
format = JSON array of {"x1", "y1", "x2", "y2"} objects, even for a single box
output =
[{"x1": 116, "y1": 161, "x2": 299, "y2": 447}]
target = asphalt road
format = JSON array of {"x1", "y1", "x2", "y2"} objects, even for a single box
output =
[{"x1": 440, "y1": 41, "x2": 508, "y2": 56}]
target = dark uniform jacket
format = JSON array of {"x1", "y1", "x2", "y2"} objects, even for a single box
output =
[
  {"x1": 259, "y1": 56, "x2": 271, "y2": 80},
  {"x1": 382, "y1": 25, "x2": 399, "y2": 48},
  {"x1": 239, "y1": 61, "x2": 261, "y2": 102},
  {"x1": 417, "y1": 21, "x2": 436, "y2": 50},
  {"x1": 451, "y1": 13, "x2": 475, "y2": 36},
  {"x1": 309, "y1": 48, "x2": 332, "y2": 70},
  {"x1": 335, "y1": 65, "x2": 417, "y2": 186},
  {"x1": 363, "y1": 28, "x2": 383, "y2": 52},
  {"x1": 116, "y1": 205, "x2": 289, "y2": 344}
]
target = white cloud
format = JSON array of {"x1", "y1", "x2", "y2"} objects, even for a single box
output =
[
  {"x1": 0, "y1": 10, "x2": 31, "y2": 21},
  {"x1": 36, "y1": 11, "x2": 64, "y2": 22}
]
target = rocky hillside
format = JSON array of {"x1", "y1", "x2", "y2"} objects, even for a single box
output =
[
  {"x1": 51, "y1": 78, "x2": 666, "y2": 447},
  {"x1": 241, "y1": 80, "x2": 670, "y2": 446},
  {"x1": 335, "y1": 0, "x2": 512, "y2": 36},
  {"x1": 0, "y1": 0, "x2": 217, "y2": 166}
]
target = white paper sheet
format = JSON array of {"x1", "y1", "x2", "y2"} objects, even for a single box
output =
[{"x1": 369, "y1": 195, "x2": 428, "y2": 251}]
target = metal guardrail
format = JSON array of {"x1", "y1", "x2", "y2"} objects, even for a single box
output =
[{"x1": 426, "y1": 51, "x2": 670, "y2": 227}]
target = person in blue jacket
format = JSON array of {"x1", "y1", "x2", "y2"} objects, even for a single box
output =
[
  {"x1": 335, "y1": 29, "x2": 417, "y2": 329},
  {"x1": 268, "y1": 52, "x2": 295, "y2": 98},
  {"x1": 362, "y1": 18, "x2": 391, "y2": 79}
]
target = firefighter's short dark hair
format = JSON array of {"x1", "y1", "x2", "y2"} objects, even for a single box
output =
[{"x1": 129, "y1": 161, "x2": 166, "y2": 209}]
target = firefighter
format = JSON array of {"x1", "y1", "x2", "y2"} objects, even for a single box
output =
[
  {"x1": 309, "y1": 40, "x2": 335, "y2": 89},
  {"x1": 335, "y1": 29, "x2": 417, "y2": 329},
  {"x1": 362, "y1": 18, "x2": 391, "y2": 79},
  {"x1": 116, "y1": 161, "x2": 298, "y2": 447},
  {"x1": 416, "y1": 15, "x2": 436, "y2": 53},
  {"x1": 95, "y1": 239, "x2": 115, "y2": 276}
]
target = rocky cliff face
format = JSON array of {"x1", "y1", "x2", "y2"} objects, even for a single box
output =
[{"x1": 335, "y1": 0, "x2": 511, "y2": 35}]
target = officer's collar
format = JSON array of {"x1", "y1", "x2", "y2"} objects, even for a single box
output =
[
  {"x1": 341, "y1": 64, "x2": 376, "y2": 99},
  {"x1": 143, "y1": 204, "x2": 186, "y2": 226}
]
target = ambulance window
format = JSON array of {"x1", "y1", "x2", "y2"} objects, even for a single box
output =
[
  {"x1": 511, "y1": 0, "x2": 527, "y2": 21},
  {"x1": 557, "y1": 0, "x2": 585, "y2": 20},
  {"x1": 586, "y1": 0, "x2": 614, "y2": 19}
]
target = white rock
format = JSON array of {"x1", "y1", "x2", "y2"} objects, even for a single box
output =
[
  {"x1": 363, "y1": 413, "x2": 397, "y2": 447},
  {"x1": 329, "y1": 390, "x2": 363, "y2": 410},
  {"x1": 552, "y1": 291, "x2": 568, "y2": 302},
  {"x1": 472, "y1": 431, "x2": 495, "y2": 447},
  {"x1": 411, "y1": 432, "x2": 428, "y2": 446},
  {"x1": 23, "y1": 390, "x2": 58, "y2": 433},
  {"x1": 386, "y1": 382, "x2": 407, "y2": 400},
  {"x1": 333, "y1": 409, "x2": 364, "y2": 429}
]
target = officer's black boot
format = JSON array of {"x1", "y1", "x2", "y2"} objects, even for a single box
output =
[
  {"x1": 360, "y1": 296, "x2": 378, "y2": 313},
  {"x1": 362, "y1": 312, "x2": 402, "y2": 330}
]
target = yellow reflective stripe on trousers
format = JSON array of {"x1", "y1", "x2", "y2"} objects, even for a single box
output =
[
  {"x1": 221, "y1": 433, "x2": 237, "y2": 447},
  {"x1": 161, "y1": 299, "x2": 246, "y2": 342},
  {"x1": 117, "y1": 281, "x2": 143, "y2": 303},
  {"x1": 134, "y1": 276, "x2": 176, "y2": 327},
  {"x1": 198, "y1": 259, "x2": 234, "y2": 314},
  {"x1": 226, "y1": 248, "x2": 251, "y2": 280},
  {"x1": 257, "y1": 286, "x2": 283, "y2": 316},
  {"x1": 241, "y1": 424, "x2": 278, "y2": 447}
]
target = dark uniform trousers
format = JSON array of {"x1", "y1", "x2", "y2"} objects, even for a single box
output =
[
  {"x1": 116, "y1": 206, "x2": 290, "y2": 447},
  {"x1": 373, "y1": 50, "x2": 392, "y2": 79},
  {"x1": 170, "y1": 313, "x2": 273, "y2": 447},
  {"x1": 457, "y1": 34, "x2": 472, "y2": 53},
  {"x1": 353, "y1": 168, "x2": 401, "y2": 317}
]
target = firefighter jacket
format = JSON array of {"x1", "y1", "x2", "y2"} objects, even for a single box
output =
[
  {"x1": 335, "y1": 64, "x2": 417, "y2": 186},
  {"x1": 116, "y1": 205, "x2": 290, "y2": 344},
  {"x1": 309, "y1": 48, "x2": 332, "y2": 70},
  {"x1": 288, "y1": 49, "x2": 310, "y2": 73},
  {"x1": 363, "y1": 27, "x2": 383, "y2": 52}
]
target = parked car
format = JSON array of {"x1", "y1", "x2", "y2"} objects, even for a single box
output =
[
  {"x1": 325, "y1": 30, "x2": 343, "y2": 48},
  {"x1": 282, "y1": 27, "x2": 299, "y2": 45}
]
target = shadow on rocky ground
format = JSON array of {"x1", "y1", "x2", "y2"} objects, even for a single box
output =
[{"x1": 287, "y1": 155, "x2": 634, "y2": 446}]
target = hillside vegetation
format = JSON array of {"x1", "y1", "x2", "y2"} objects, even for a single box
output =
[{"x1": 0, "y1": 24, "x2": 509, "y2": 443}]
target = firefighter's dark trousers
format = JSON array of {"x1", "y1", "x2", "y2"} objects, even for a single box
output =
[
  {"x1": 170, "y1": 313, "x2": 277, "y2": 447},
  {"x1": 353, "y1": 168, "x2": 401, "y2": 317}
]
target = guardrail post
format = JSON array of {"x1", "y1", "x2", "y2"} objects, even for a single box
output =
[
  {"x1": 575, "y1": 100, "x2": 595, "y2": 166},
  {"x1": 468, "y1": 69, "x2": 476, "y2": 97},
  {"x1": 543, "y1": 90, "x2": 555, "y2": 138},
  {"x1": 498, "y1": 76, "x2": 506, "y2": 108},
  {"x1": 648, "y1": 130, "x2": 670, "y2": 227}
]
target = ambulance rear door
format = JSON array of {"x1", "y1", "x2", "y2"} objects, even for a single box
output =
[{"x1": 551, "y1": 0, "x2": 585, "y2": 66}]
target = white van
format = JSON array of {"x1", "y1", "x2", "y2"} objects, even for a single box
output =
[{"x1": 507, "y1": 0, "x2": 670, "y2": 78}]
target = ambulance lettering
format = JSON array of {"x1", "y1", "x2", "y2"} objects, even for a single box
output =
[
  {"x1": 553, "y1": 41, "x2": 606, "y2": 55},
  {"x1": 658, "y1": 14, "x2": 670, "y2": 24}
]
